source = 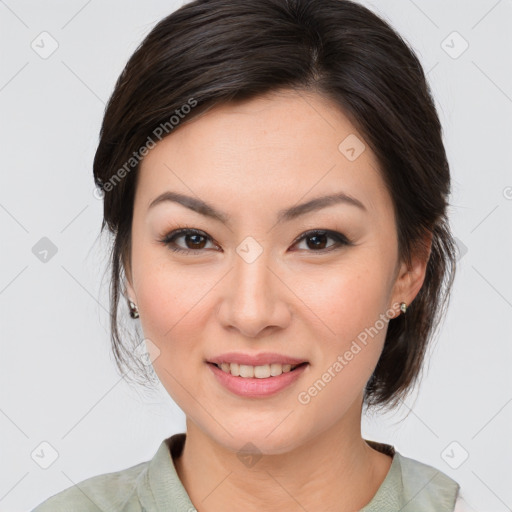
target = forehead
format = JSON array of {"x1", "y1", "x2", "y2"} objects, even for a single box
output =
[{"x1": 137, "y1": 90, "x2": 390, "y2": 219}]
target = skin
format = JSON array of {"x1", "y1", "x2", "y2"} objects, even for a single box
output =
[{"x1": 125, "y1": 89, "x2": 430, "y2": 512}]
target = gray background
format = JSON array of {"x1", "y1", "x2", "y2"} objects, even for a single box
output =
[{"x1": 1, "y1": 1, "x2": 511, "y2": 511}]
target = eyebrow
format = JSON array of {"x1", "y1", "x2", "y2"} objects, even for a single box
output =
[{"x1": 148, "y1": 190, "x2": 367, "y2": 225}]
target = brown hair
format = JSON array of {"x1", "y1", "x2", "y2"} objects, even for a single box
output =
[{"x1": 93, "y1": 0, "x2": 457, "y2": 411}]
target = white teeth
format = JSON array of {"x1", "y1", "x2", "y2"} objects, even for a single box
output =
[
  {"x1": 216, "y1": 362, "x2": 300, "y2": 378},
  {"x1": 239, "y1": 364, "x2": 254, "y2": 378},
  {"x1": 230, "y1": 362, "x2": 240, "y2": 376},
  {"x1": 270, "y1": 363, "x2": 282, "y2": 376},
  {"x1": 254, "y1": 364, "x2": 270, "y2": 378}
]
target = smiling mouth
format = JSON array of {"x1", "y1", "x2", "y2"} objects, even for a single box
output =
[{"x1": 210, "y1": 362, "x2": 308, "y2": 378}]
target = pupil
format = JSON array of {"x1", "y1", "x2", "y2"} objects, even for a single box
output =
[
  {"x1": 188, "y1": 234, "x2": 206, "y2": 249},
  {"x1": 308, "y1": 234, "x2": 327, "y2": 250}
]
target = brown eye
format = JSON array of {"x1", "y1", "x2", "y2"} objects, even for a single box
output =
[
  {"x1": 292, "y1": 229, "x2": 351, "y2": 253},
  {"x1": 161, "y1": 228, "x2": 216, "y2": 254},
  {"x1": 182, "y1": 233, "x2": 207, "y2": 249},
  {"x1": 304, "y1": 232, "x2": 330, "y2": 250},
  {"x1": 160, "y1": 227, "x2": 351, "y2": 255}
]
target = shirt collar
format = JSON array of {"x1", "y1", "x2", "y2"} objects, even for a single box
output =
[
  {"x1": 139, "y1": 433, "x2": 400, "y2": 511},
  {"x1": 141, "y1": 433, "x2": 196, "y2": 512}
]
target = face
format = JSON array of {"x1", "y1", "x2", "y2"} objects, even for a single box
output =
[{"x1": 125, "y1": 89, "x2": 418, "y2": 455}]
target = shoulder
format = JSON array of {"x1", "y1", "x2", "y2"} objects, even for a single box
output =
[
  {"x1": 31, "y1": 460, "x2": 149, "y2": 512},
  {"x1": 394, "y1": 452, "x2": 461, "y2": 511},
  {"x1": 454, "y1": 491, "x2": 472, "y2": 512}
]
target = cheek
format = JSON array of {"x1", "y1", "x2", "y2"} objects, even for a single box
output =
[
  {"x1": 132, "y1": 252, "x2": 220, "y2": 389},
  {"x1": 134, "y1": 265, "x2": 211, "y2": 413},
  {"x1": 298, "y1": 255, "x2": 393, "y2": 340},
  {"x1": 132, "y1": 238, "x2": 202, "y2": 336},
  {"x1": 136, "y1": 267, "x2": 205, "y2": 347},
  {"x1": 294, "y1": 255, "x2": 394, "y2": 396}
]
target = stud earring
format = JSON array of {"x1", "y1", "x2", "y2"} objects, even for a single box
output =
[
  {"x1": 128, "y1": 299, "x2": 139, "y2": 319},
  {"x1": 400, "y1": 302, "x2": 407, "y2": 315}
]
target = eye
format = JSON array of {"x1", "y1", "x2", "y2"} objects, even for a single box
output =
[
  {"x1": 159, "y1": 227, "x2": 218, "y2": 254},
  {"x1": 159, "y1": 228, "x2": 352, "y2": 255},
  {"x1": 291, "y1": 229, "x2": 352, "y2": 253}
]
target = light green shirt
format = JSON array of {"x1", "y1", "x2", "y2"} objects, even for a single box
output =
[{"x1": 32, "y1": 433, "x2": 460, "y2": 511}]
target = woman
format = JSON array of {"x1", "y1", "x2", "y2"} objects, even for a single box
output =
[{"x1": 33, "y1": 0, "x2": 469, "y2": 510}]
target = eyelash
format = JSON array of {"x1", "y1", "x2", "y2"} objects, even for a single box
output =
[{"x1": 158, "y1": 227, "x2": 353, "y2": 255}]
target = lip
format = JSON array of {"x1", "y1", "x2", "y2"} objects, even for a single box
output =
[
  {"x1": 207, "y1": 352, "x2": 307, "y2": 366},
  {"x1": 207, "y1": 361, "x2": 309, "y2": 398}
]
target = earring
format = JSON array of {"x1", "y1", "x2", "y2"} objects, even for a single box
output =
[
  {"x1": 400, "y1": 302, "x2": 407, "y2": 315},
  {"x1": 128, "y1": 299, "x2": 139, "y2": 319}
]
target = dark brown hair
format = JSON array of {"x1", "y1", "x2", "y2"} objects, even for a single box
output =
[{"x1": 93, "y1": 0, "x2": 457, "y2": 411}]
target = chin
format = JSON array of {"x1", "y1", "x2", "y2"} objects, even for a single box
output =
[{"x1": 203, "y1": 417, "x2": 312, "y2": 457}]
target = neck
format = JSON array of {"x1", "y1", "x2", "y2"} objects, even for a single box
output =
[{"x1": 174, "y1": 400, "x2": 393, "y2": 512}]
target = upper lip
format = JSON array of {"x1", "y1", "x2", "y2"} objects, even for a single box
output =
[{"x1": 207, "y1": 352, "x2": 308, "y2": 366}]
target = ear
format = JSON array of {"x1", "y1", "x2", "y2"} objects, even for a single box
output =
[{"x1": 389, "y1": 231, "x2": 433, "y2": 317}]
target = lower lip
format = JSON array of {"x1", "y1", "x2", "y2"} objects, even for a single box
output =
[{"x1": 207, "y1": 362, "x2": 308, "y2": 398}]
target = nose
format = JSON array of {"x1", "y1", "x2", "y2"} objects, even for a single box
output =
[{"x1": 216, "y1": 247, "x2": 292, "y2": 338}]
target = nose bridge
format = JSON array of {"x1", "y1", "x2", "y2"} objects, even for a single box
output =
[
  {"x1": 218, "y1": 234, "x2": 288, "y2": 335},
  {"x1": 232, "y1": 235, "x2": 273, "y2": 304}
]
